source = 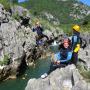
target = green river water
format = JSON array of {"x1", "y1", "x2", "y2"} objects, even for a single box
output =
[{"x1": 0, "y1": 45, "x2": 59, "y2": 90}]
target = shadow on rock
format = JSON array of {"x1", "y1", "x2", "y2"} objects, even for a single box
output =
[{"x1": 16, "y1": 54, "x2": 27, "y2": 77}]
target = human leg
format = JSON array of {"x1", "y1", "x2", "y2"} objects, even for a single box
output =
[{"x1": 72, "y1": 52, "x2": 78, "y2": 65}]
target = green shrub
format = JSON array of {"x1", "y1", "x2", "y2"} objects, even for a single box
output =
[
  {"x1": 0, "y1": 0, "x2": 11, "y2": 11},
  {"x1": 0, "y1": 54, "x2": 10, "y2": 66},
  {"x1": 12, "y1": 11, "x2": 20, "y2": 20},
  {"x1": 19, "y1": 0, "x2": 86, "y2": 24},
  {"x1": 81, "y1": 22, "x2": 90, "y2": 33},
  {"x1": 22, "y1": 10, "x2": 27, "y2": 17}
]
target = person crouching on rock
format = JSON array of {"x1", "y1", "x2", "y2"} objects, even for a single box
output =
[
  {"x1": 32, "y1": 21, "x2": 49, "y2": 45},
  {"x1": 41, "y1": 37, "x2": 72, "y2": 79}
]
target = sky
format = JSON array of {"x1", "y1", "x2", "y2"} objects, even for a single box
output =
[
  {"x1": 18, "y1": 0, "x2": 90, "y2": 6},
  {"x1": 79, "y1": 0, "x2": 90, "y2": 6},
  {"x1": 18, "y1": 0, "x2": 26, "y2": 3}
]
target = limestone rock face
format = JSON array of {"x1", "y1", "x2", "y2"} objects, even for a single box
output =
[
  {"x1": 0, "y1": 3, "x2": 63, "y2": 80},
  {"x1": 79, "y1": 33, "x2": 90, "y2": 70},
  {"x1": 0, "y1": 4, "x2": 10, "y2": 23},
  {"x1": 0, "y1": 4, "x2": 37, "y2": 79}
]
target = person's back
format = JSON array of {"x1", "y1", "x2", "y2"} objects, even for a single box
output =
[
  {"x1": 71, "y1": 25, "x2": 81, "y2": 65},
  {"x1": 72, "y1": 30, "x2": 80, "y2": 50}
]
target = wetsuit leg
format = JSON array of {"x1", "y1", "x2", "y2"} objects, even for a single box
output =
[
  {"x1": 47, "y1": 60, "x2": 72, "y2": 75},
  {"x1": 72, "y1": 52, "x2": 78, "y2": 65},
  {"x1": 47, "y1": 62, "x2": 67, "y2": 75},
  {"x1": 47, "y1": 62, "x2": 59, "y2": 74}
]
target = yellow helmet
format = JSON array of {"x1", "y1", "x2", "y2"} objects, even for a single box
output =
[
  {"x1": 35, "y1": 21, "x2": 40, "y2": 25},
  {"x1": 73, "y1": 25, "x2": 80, "y2": 32},
  {"x1": 35, "y1": 19, "x2": 40, "y2": 25}
]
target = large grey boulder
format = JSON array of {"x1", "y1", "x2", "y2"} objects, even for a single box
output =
[
  {"x1": 1, "y1": 21, "x2": 24, "y2": 61},
  {"x1": 0, "y1": 4, "x2": 10, "y2": 23},
  {"x1": 11, "y1": 5, "x2": 30, "y2": 18},
  {"x1": 77, "y1": 32, "x2": 90, "y2": 70},
  {"x1": 25, "y1": 64, "x2": 89, "y2": 90},
  {"x1": 0, "y1": 18, "x2": 37, "y2": 80},
  {"x1": 79, "y1": 45, "x2": 90, "y2": 70},
  {"x1": 0, "y1": 19, "x2": 37, "y2": 63},
  {"x1": 11, "y1": 5, "x2": 31, "y2": 27}
]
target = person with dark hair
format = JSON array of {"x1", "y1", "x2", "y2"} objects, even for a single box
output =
[{"x1": 41, "y1": 38, "x2": 72, "y2": 79}]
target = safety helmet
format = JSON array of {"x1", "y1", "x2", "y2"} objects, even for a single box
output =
[
  {"x1": 73, "y1": 25, "x2": 80, "y2": 32},
  {"x1": 35, "y1": 20, "x2": 40, "y2": 25}
]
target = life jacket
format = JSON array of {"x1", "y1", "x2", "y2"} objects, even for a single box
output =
[{"x1": 71, "y1": 35, "x2": 81, "y2": 50}]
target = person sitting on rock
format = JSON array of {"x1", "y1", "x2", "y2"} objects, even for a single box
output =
[
  {"x1": 41, "y1": 37, "x2": 72, "y2": 79},
  {"x1": 52, "y1": 38, "x2": 72, "y2": 66},
  {"x1": 32, "y1": 21, "x2": 49, "y2": 45}
]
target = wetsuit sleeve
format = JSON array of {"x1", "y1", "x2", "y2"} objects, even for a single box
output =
[
  {"x1": 32, "y1": 27, "x2": 36, "y2": 32},
  {"x1": 40, "y1": 27, "x2": 44, "y2": 32}
]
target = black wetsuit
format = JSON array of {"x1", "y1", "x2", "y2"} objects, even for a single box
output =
[
  {"x1": 47, "y1": 43, "x2": 72, "y2": 75},
  {"x1": 33, "y1": 26, "x2": 49, "y2": 41},
  {"x1": 71, "y1": 30, "x2": 81, "y2": 65}
]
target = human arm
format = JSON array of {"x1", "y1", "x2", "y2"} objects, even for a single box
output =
[
  {"x1": 32, "y1": 27, "x2": 36, "y2": 32},
  {"x1": 74, "y1": 44, "x2": 80, "y2": 53},
  {"x1": 39, "y1": 26, "x2": 44, "y2": 32}
]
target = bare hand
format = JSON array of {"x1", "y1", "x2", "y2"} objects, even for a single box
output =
[{"x1": 56, "y1": 61, "x2": 60, "y2": 65}]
